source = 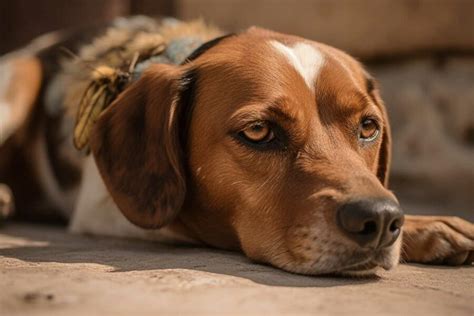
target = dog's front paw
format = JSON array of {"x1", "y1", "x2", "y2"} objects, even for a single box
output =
[
  {"x1": 0, "y1": 184, "x2": 15, "y2": 225},
  {"x1": 402, "y1": 215, "x2": 474, "y2": 265}
]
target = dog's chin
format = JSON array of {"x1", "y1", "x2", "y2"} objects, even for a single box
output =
[
  {"x1": 333, "y1": 247, "x2": 401, "y2": 277},
  {"x1": 269, "y1": 237, "x2": 402, "y2": 276},
  {"x1": 335, "y1": 261, "x2": 386, "y2": 277},
  {"x1": 336, "y1": 267, "x2": 380, "y2": 277},
  {"x1": 273, "y1": 251, "x2": 400, "y2": 277}
]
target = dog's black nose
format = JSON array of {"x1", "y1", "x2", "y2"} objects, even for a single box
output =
[{"x1": 337, "y1": 198, "x2": 404, "y2": 249}]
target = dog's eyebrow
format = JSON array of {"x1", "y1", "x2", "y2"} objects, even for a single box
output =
[
  {"x1": 319, "y1": 90, "x2": 378, "y2": 125},
  {"x1": 345, "y1": 93, "x2": 378, "y2": 116},
  {"x1": 266, "y1": 102, "x2": 297, "y2": 123},
  {"x1": 229, "y1": 100, "x2": 297, "y2": 126}
]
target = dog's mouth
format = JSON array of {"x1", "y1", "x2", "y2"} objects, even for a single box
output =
[
  {"x1": 329, "y1": 259, "x2": 384, "y2": 277},
  {"x1": 345, "y1": 260, "x2": 379, "y2": 271},
  {"x1": 338, "y1": 261, "x2": 381, "y2": 275},
  {"x1": 332, "y1": 249, "x2": 397, "y2": 276}
]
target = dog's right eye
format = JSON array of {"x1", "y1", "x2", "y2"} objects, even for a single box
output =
[
  {"x1": 358, "y1": 118, "x2": 380, "y2": 142},
  {"x1": 240, "y1": 121, "x2": 275, "y2": 143}
]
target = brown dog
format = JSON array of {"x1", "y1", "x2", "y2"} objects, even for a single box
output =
[{"x1": 0, "y1": 17, "x2": 473, "y2": 275}]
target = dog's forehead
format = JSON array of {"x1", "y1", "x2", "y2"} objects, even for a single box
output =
[
  {"x1": 202, "y1": 30, "x2": 368, "y2": 97},
  {"x1": 266, "y1": 38, "x2": 369, "y2": 96},
  {"x1": 269, "y1": 40, "x2": 325, "y2": 91},
  {"x1": 193, "y1": 29, "x2": 372, "y2": 121}
]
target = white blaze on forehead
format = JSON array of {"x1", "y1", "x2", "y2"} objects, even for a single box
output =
[{"x1": 270, "y1": 40, "x2": 324, "y2": 90}]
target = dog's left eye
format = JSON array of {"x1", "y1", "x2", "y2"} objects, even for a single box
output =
[
  {"x1": 240, "y1": 121, "x2": 275, "y2": 143},
  {"x1": 359, "y1": 118, "x2": 380, "y2": 142}
]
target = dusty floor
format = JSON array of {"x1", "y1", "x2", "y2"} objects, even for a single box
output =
[{"x1": 0, "y1": 223, "x2": 473, "y2": 316}]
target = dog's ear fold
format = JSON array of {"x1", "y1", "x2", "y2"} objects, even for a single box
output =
[
  {"x1": 90, "y1": 64, "x2": 190, "y2": 228},
  {"x1": 369, "y1": 81, "x2": 392, "y2": 188}
]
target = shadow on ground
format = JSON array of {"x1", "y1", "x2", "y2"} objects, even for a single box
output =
[{"x1": 0, "y1": 222, "x2": 387, "y2": 288}]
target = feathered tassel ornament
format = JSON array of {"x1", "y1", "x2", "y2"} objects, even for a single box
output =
[{"x1": 73, "y1": 65, "x2": 131, "y2": 151}]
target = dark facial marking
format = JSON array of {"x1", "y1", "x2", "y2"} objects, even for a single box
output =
[
  {"x1": 366, "y1": 76, "x2": 375, "y2": 94},
  {"x1": 178, "y1": 69, "x2": 199, "y2": 149},
  {"x1": 182, "y1": 34, "x2": 236, "y2": 64}
]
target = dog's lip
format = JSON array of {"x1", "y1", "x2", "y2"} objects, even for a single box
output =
[
  {"x1": 335, "y1": 250, "x2": 392, "y2": 273},
  {"x1": 326, "y1": 258, "x2": 380, "y2": 277},
  {"x1": 342, "y1": 261, "x2": 379, "y2": 272}
]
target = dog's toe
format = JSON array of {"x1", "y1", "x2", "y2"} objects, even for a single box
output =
[{"x1": 402, "y1": 215, "x2": 474, "y2": 265}]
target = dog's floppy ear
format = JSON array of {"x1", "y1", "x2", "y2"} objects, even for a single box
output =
[
  {"x1": 377, "y1": 106, "x2": 391, "y2": 188},
  {"x1": 90, "y1": 64, "x2": 192, "y2": 228},
  {"x1": 368, "y1": 78, "x2": 392, "y2": 187}
]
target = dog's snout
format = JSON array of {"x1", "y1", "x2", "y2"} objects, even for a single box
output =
[{"x1": 337, "y1": 199, "x2": 404, "y2": 249}]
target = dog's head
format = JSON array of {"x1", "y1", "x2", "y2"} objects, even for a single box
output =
[{"x1": 90, "y1": 27, "x2": 404, "y2": 275}]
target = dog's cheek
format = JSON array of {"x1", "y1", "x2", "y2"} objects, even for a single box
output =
[
  {"x1": 183, "y1": 156, "x2": 246, "y2": 249},
  {"x1": 234, "y1": 193, "x2": 291, "y2": 264}
]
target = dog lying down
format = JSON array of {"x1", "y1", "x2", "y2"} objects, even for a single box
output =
[{"x1": 0, "y1": 17, "x2": 473, "y2": 276}]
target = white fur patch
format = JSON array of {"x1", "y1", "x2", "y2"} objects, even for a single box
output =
[
  {"x1": 270, "y1": 41, "x2": 324, "y2": 90},
  {"x1": 70, "y1": 156, "x2": 197, "y2": 244}
]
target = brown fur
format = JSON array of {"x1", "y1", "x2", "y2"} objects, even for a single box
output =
[
  {"x1": 91, "y1": 64, "x2": 187, "y2": 229},
  {"x1": 87, "y1": 28, "x2": 473, "y2": 273},
  {"x1": 1, "y1": 21, "x2": 473, "y2": 274}
]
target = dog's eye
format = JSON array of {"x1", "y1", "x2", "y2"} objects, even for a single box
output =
[
  {"x1": 240, "y1": 121, "x2": 275, "y2": 143},
  {"x1": 359, "y1": 118, "x2": 379, "y2": 142}
]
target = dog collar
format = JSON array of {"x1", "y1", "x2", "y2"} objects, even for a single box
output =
[
  {"x1": 132, "y1": 37, "x2": 204, "y2": 81},
  {"x1": 73, "y1": 19, "x2": 207, "y2": 151}
]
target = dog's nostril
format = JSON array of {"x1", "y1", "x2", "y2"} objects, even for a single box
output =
[
  {"x1": 337, "y1": 198, "x2": 403, "y2": 249},
  {"x1": 360, "y1": 221, "x2": 377, "y2": 235}
]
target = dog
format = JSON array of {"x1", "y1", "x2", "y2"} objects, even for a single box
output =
[{"x1": 0, "y1": 16, "x2": 473, "y2": 275}]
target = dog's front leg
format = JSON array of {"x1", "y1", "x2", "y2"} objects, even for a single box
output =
[{"x1": 402, "y1": 215, "x2": 474, "y2": 265}]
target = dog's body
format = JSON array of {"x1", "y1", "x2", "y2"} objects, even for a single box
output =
[{"x1": 1, "y1": 17, "x2": 473, "y2": 275}]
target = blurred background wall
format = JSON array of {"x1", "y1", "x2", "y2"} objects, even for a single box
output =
[{"x1": 1, "y1": 0, "x2": 473, "y2": 219}]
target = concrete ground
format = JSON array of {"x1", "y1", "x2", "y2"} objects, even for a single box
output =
[{"x1": 0, "y1": 223, "x2": 473, "y2": 316}]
